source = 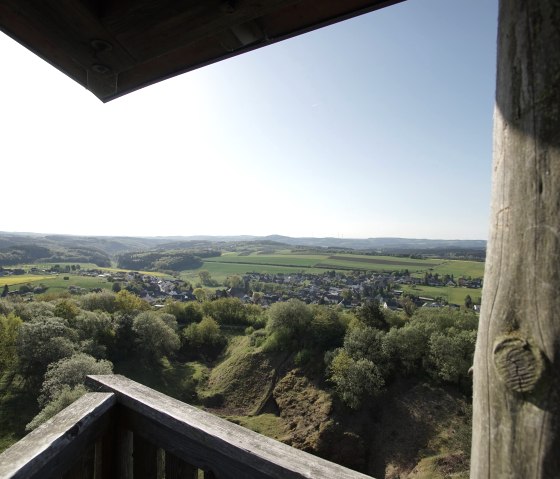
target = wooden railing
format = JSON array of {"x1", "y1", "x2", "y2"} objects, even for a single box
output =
[{"x1": 0, "y1": 375, "x2": 373, "y2": 479}]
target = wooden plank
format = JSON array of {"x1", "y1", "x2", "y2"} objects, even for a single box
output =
[
  {"x1": 87, "y1": 375, "x2": 372, "y2": 479},
  {"x1": 165, "y1": 452, "x2": 198, "y2": 479},
  {"x1": 117, "y1": 426, "x2": 133, "y2": 479},
  {"x1": 0, "y1": 393, "x2": 116, "y2": 479},
  {"x1": 133, "y1": 433, "x2": 159, "y2": 479},
  {"x1": 470, "y1": 0, "x2": 560, "y2": 478}
]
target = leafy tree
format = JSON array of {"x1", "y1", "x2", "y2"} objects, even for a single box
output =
[
  {"x1": 132, "y1": 311, "x2": 180, "y2": 363},
  {"x1": 464, "y1": 294, "x2": 473, "y2": 309},
  {"x1": 53, "y1": 299, "x2": 80, "y2": 320},
  {"x1": 328, "y1": 350, "x2": 384, "y2": 409},
  {"x1": 17, "y1": 317, "x2": 78, "y2": 379},
  {"x1": 79, "y1": 291, "x2": 117, "y2": 313},
  {"x1": 224, "y1": 275, "x2": 243, "y2": 289},
  {"x1": 68, "y1": 310, "x2": 114, "y2": 358},
  {"x1": 38, "y1": 353, "x2": 113, "y2": 407},
  {"x1": 181, "y1": 316, "x2": 226, "y2": 360},
  {"x1": 112, "y1": 282, "x2": 122, "y2": 293},
  {"x1": 13, "y1": 301, "x2": 56, "y2": 321},
  {"x1": 193, "y1": 288, "x2": 207, "y2": 302},
  {"x1": 114, "y1": 290, "x2": 150, "y2": 314},
  {"x1": 0, "y1": 313, "x2": 22, "y2": 370},
  {"x1": 355, "y1": 300, "x2": 389, "y2": 331},
  {"x1": 26, "y1": 385, "x2": 88, "y2": 431},
  {"x1": 344, "y1": 326, "x2": 389, "y2": 367},
  {"x1": 203, "y1": 298, "x2": 248, "y2": 326},
  {"x1": 198, "y1": 270, "x2": 213, "y2": 286},
  {"x1": 308, "y1": 306, "x2": 346, "y2": 350},
  {"x1": 1, "y1": 284, "x2": 8, "y2": 297},
  {"x1": 429, "y1": 328, "x2": 477, "y2": 385},
  {"x1": 265, "y1": 299, "x2": 313, "y2": 351}
]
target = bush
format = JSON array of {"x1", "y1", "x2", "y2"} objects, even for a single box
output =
[
  {"x1": 17, "y1": 317, "x2": 78, "y2": 378},
  {"x1": 38, "y1": 353, "x2": 113, "y2": 407},
  {"x1": 203, "y1": 298, "x2": 249, "y2": 326},
  {"x1": 265, "y1": 299, "x2": 313, "y2": 351},
  {"x1": 79, "y1": 291, "x2": 117, "y2": 313},
  {"x1": 328, "y1": 350, "x2": 385, "y2": 409},
  {"x1": 26, "y1": 385, "x2": 88, "y2": 431},
  {"x1": 132, "y1": 311, "x2": 180, "y2": 363},
  {"x1": 181, "y1": 316, "x2": 227, "y2": 360}
]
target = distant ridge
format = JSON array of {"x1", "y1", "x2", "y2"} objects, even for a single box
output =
[{"x1": 0, "y1": 231, "x2": 486, "y2": 255}]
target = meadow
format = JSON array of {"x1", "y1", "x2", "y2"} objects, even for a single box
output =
[
  {"x1": 400, "y1": 284, "x2": 482, "y2": 305},
  {"x1": 198, "y1": 252, "x2": 484, "y2": 278},
  {"x1": 1, "y1": 274, "x2": 112, "y2": 293}
]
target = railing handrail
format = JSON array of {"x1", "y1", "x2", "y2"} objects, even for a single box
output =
[
  {"x1": 0, "y1": 375, "x2": 374, "y2": 478},
  {"x1": 0, "y1": 392, "x2": 115, "y2": 479},
  {"x1": 87, "y1": 374, "x2": 373, "y2": 479}
]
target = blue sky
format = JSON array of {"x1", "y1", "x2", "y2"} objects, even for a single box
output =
[{"x1": 0, "y1": 0, "x2": 498, "y2": 239}]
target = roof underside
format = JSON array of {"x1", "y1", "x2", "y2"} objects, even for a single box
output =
[{"x1": 0, "y1": 0, "x2": 402, "y2": 102}]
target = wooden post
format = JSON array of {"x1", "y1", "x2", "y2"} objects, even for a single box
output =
[
  {"x1": 165, "y1": 452, "x2": 198, "y2": 479},
  {"x1": 133, "y1": 433, "x2": 158, "y2": 479},
  {"x1": 471, "y1": 0, "x2": 560, "y2": 477}
]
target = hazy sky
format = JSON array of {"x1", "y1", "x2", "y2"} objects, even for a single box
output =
[{"x1": 1, "y1": 0, "x2": 498, "y2": 240}]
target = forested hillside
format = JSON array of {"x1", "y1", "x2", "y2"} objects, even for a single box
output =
[{"x1": 0, "y1": 290, "x2": 475, "y2": 478}]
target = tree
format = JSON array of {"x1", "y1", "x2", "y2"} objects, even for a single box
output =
[
  {"x1": 1, "y1": 284, "x2": 8, "y2": 298},
  {"x1": 181, "y1": 316, "x2": 227, "y2": 360},
  {"x1": 17, "y1": 317, "x2": 78, "y2": 379},
  {"x1": 0, "y1": 313, "x2": 22, "y2": 370},
  {"x1": 198, "y1": 270, "x2": 213, "y2": 286},
  {"x1": 38, "y1": 353, "x2": 113, "y2": 407},
  {"x1": 193, "y1": 288, "x2": 207, "y2": 302},
  {"x1": 203, "y1": 298, "x2": 248, "y2": 326},
  {"x1": 224, "y1": 275, "x2": 243, "y2": 289},
  {"x1": 328, "y1": 350, "x2": 384, "y2": 409},
  {"x1": 79, "y1": 291, "x2": 117, "y2": 313},
  {"x1": 429, "y1": 329, "x2": 476, "y2": 386},
  {"x1": 114, "y1": 290, "x2": 150, "y2": 314},
  {"x1": 54, "y1": 299, "x2": 80, "y2": 320},
  {"x1": 265, "y1": 299, "x2": 313, "y2": 351},
  {"x1": 464, "y1": 294, "x2": 473, "y2": 309},
  {"x1": 112, "y1": 282, "x2": 122, "y2": 293},
  {"x1": 355, "y1": 300, "x2": 389, "y2": 331},
  {"x1": 132, "y1": 311, "x2": 180, "y2": 363}
]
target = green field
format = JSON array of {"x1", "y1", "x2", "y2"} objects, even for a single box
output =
[
  {"x1": 0, "y1": 275, "x2": 52, "y2": 286},
  {"x1": 423, "y1": 260, "x2": 484, "y2": 278},
  {"x1": 200, "y1": 252, "x2": 473, "y2": 275},
  {"x1": 16, "y1": 263, "x2": 169, "y2": 278},
  {"x1": 1, "y1": 274, "x2": 112, "y2": 294},
  {"x1": 401, "y1": 284, "x2": 482, "y2": 305}
]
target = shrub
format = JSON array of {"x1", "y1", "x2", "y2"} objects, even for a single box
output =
[
  {"x1": 265, "y1": 299, "x2": 313, "y2": 351},
  {"x1": 38, "y1": 353, "x2": 113, "y2": 407},
  {"x1": 181, "y1": 316, "x2": 226, "y2": 360},
  {"x1": 79, "y1": 291, "x2": 117, "y2": 313},
  {"x1": 132, "y1": 311, "x2": 180, "y2": 363},
  {"x1": 328, "y1": 350, "x2": 384, "y2": 409}
]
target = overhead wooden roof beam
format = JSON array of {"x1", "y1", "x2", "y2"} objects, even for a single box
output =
[{"x1": 0, "y1": 0, "x2": 403, "y2": 101}]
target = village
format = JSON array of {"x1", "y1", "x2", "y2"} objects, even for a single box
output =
[{"x1": 2, "y1": 264, "x2": 481, "y2": 311}]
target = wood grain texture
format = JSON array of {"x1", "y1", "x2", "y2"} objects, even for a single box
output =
[
  {"x1": 0, "y1": 393, "x2": 115, "y2": 479},
  {"x1": 471, "y1": 0, "x2": 560, "y2": 477},
  {"x1": 87, "y1": 374, "x2": 373, "y2": 479}
]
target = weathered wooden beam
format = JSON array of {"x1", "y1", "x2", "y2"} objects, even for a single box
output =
[
  {"x1": 87, "y1": 375, "x2": 373, "y2": 479},
  {"x1": 471, "y1": 0, "x2": 560, "y2": 477},
  {"x1": 165, "y1": 451, "x2": 198, "y2": 479},
  {"x1": 0, "y1": 393, "x2": 116, "y2": 479}
]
